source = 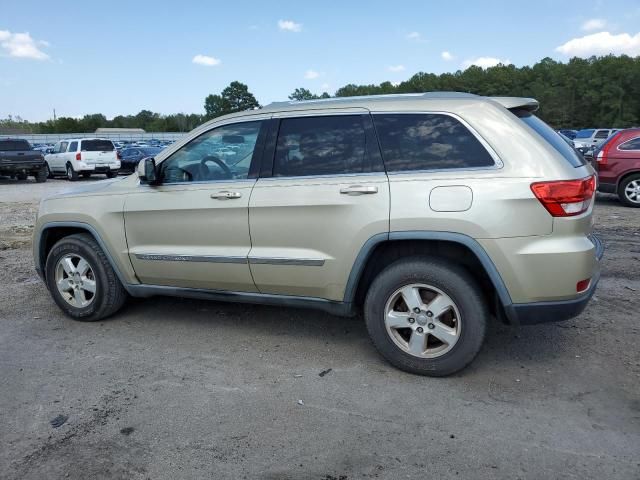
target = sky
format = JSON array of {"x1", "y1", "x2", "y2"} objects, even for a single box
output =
[{"x1": 2, "y1": 0, "x2": 640, "y2": 122}]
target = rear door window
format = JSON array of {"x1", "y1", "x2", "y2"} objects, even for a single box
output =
[
  {"x1": 594, "y1": 130, "x2": 610, "y2": 140},
  {"x1": 68, "y1": 141, "x2": 78, "y2": 152},
  {"x1": 273, "y1": 115, "x2": 377, "y2": 177},
  {"x1": 514, "y1": 110, "x2": 586, "y2": 167},
  {"x1": 373, "y1": 113, "x2": 495, "y2": 172},
  {"x1": 81, "y1": 140, "x2": 114, "y2": 152}
]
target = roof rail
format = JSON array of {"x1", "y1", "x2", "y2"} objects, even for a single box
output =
[{"x1": 265, "y1": 91, "x2": 479, "y2": 109}]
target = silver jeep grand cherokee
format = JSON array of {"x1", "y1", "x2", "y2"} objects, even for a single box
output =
[{"x1": 33, "y1": 93, "x2": 604, "y2": 376}]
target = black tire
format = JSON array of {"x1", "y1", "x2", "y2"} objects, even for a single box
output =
[
  {"x1": 364, "y1": 256, "x2": 488, "y2": 377},
  {"x1": 46, "y1": 162, "x2": 54, "y2": 179},
  {"x1": 106, "y1": 171, "x2": 117, "y2": 179},
  {"x1": 45, "y1": 233, "x2": 128, "y2": 321},
  {"x1": 66, "y1": 163, "x2": 79, "y2": 181},
  {"x1": 82, "y1": 172, "x2": 91, "y2": 179},
  {"x1": 16, "y1": 172, "x2": 28, "y2": 181},
  {"x1": 617, "y1": 173, "x2": 640, "y2": 208},
  {"x1": 34, "y1": 166, "x2": 48, "y2": 183}
]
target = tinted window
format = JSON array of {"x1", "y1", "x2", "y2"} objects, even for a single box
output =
[
  {"x1": 515, "y1": 111, "x2": 586, "y2": 167},
  {"x1": 160, "y1": 121, "x2": 261, "y2": 183},
  {"x1": 81, "y1": 140, "x2": 114, "y2": 152},
  {"x1": 373, "y1": 114, "x2": 494, "y2": 172},
  {"x1": 273, "y1": 115, "x2": 371, "y2": 177},
  {"x1": 619, "y1": 137, "x2": 640, "y2": 151},
  {"x1": 59, "y1": 142, "x2": 68, "y2": 153},
  {"x1": 68, "y1": 141, "x2": 78, "y2": 152},
  {"x1": 594, "y1": 130, "x2": 610, "y2": 139},
  {"x1": 575, "y1": 129, "x2": 595, "y2": 139},
  {"x1": 0, "y1": 140, "x2": 31, "y2": 151}
]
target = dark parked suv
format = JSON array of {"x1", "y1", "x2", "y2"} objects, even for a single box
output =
[{"x1": 595, "y1": 128, "x2": 640, "y2": 207}]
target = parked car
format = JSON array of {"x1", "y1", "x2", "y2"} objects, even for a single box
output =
[
  {"x1": 32, "y1": 93, "x2": 603, "y2": 376},
  {"x1": 0, "y1": 138, "x2": 47, "y2": 182},
  {"x1": 119, "y1": 146, "x2": 163, "y2": 173},
  {"x1": 573, "y1": 128, "x2": 617, "y2": 150},
  {"x1": 45, "y1": 138, "x2": 121, "y2": 181},
  {"x1": 558, "y1": 129, "x2": 577, "y2": 140},
  {"x1": 593, "y1": 128, "x2": 640, "y2": 207}
]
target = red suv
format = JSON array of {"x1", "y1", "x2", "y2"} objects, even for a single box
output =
[{"x1": 595, "y1": 128, "x2": 640, "y2": 207}]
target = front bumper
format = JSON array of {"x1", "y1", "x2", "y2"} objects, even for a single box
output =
[{"x1": 504, "y1": 234, "x2": 604, "y2": 325}]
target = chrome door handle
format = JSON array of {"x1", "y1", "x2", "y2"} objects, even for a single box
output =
[
  {"x1": 210, "y1": 191, "x2": 242, "y2": 200},
  {"x1": 340, "y1": 185, "x2": 378, "y2": 195}
]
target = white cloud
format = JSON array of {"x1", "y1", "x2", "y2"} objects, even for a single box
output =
[
  {"x1": 556, "y1": 31, "x2": 640, "y2": 56},
  {"x1": 192, "y1": 54, "x2": 221, "y2": 66},
  {"x1": 304, "y1": 69, "x2": 320, "y2": 79},
  {"x1": 0, "y1": 30, "x2": 49, "y2": 60},
  {"x1": 278, "y1": 19, "x2": 302, "y2": 32},
  {"x1": 462, "y1": 56, "x2": 510, "y2": 69},
  {"x1": 387, "y1": 64, "x2": 405, "y2": 72},
  {"x1": 441, "y1": 51, "x2": 454, "y2": 61},
  {"x1": 581, "y1": 18, "x2": 606, "y2": 31},
  {"x1": 406, "y1": 31, "x2": 422, "y2": 41}
]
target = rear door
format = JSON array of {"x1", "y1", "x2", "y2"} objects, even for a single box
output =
[{"x1": 248, "y1": 110, "x2": 390, "y2": 301}]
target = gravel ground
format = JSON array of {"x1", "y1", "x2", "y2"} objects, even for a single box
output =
[{"x1": 1, "y1": 177, "x2": 639, "y2": 480}]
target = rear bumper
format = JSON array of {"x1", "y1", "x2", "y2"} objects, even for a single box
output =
[
  {"x1": 504, "y1": 234, "x2": 604, "y2": 325},
  {"x1": 0, "y1": 162, "x2": 45, "y2": 173}
]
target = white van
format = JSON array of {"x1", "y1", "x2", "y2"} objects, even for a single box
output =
[{"x1": 45, "y1": 138, "x2": 120, "y2": 180}]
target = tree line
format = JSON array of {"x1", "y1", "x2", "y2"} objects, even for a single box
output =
[{"x1": 2, "y1": 55, "x2": 639, "y2": 134}]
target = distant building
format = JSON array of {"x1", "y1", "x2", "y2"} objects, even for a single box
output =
[{"x1": 95, "y1": 127, "x2": 146, "y2": 134}]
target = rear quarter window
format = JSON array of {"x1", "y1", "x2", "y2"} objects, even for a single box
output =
[
  {"x1": 373, "y1": 113, "x2": 495, "y2": 172},
  {"x1": 81, "y1": 140, "x2": 114, "y2": 152},
  {"x1": 514, "y1": 110, "x2": 586, "y2": 167},
  {"x1": 619, "y1": 137, "x2": 640, "y2": 151}
]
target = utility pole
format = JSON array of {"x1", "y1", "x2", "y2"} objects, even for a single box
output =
[{"x1": 53, "y1": 108, "x2": 56, "y2": 122}]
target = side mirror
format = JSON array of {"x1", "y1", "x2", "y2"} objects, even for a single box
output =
[
  {"x1": 137, "y1": 157, "x2": 158, "y2": 184},
  {"x1": 46, "y1": 148, "x2": 54, "y2": 154}
]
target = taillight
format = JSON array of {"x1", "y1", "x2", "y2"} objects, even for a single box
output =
[
  {"x1": 530, "y1": 175, "x2": 596, "y2": 217},
  {"x1": 75, "y1": 152, "x2": 81, "y2": 161},
  {"x1": 597, "y1": 133, "x2": 620, "y2": 165},
  {"x1": 576, "y1": 278, "x2": 591, "y2": 292}
]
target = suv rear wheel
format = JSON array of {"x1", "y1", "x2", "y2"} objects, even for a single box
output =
[
  {"x1": 45, "y1": 233, "x2": 127, "y2": 321},
  {"x1": 618, "y1": 173, "x2": 640, "y2": 208},
  {"x1": 66, "y1": 163, "x2": 78, "y2": 181},
  {"x1": 364, "y1": 256, "x2": 487, "y2": 376}
]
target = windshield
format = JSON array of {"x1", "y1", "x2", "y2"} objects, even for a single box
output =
[
  {"x1": 574, "y1": 129, "x2": 595, "y2": 139},
  {"x1": 81, "y1": 140, "x2": 114, "y2": 152},
  {"x1": 514, "y1": 110, "x2": 586, "y2": 167},
  {"x1": 0, "y1": 140, "x2": 31, "y2": 151}
]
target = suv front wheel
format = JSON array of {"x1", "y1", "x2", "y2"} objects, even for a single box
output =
[
  {"x1": 364, "y1": 256, "x2": 487, "y2": 377},
  {"x1": 45, "y1": 233, "x2": 127, "y2": 321}
]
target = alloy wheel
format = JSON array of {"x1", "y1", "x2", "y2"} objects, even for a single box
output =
[
  {"x1": 384, "y1": 283, "x2": 461, "y2": 358},
  {"x1": 54, "y1": 253, "x2": 97, "y2": 308}
]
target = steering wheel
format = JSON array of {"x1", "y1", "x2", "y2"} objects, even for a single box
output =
[{"x1": 199, "y1": 155, "x2": 233, "y2": 180}]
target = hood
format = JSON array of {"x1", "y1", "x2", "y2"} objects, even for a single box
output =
[{"x1": 44, "y1": 177, "x2": 125, "y2": 200}]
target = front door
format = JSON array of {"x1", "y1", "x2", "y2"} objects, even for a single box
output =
[
  {"x1": 124, "y1": 118, "x2": 268, "y2": 292},
  {"x1": 248, "y1": 112, "x2": 390, "y2": 301}
]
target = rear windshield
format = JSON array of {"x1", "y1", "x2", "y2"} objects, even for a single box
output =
[
  {"x1": 514, "y1": 110, "x2": 586, "y2": 167},
  {"x1": 574, "y1": 129, "x2": 595, "y2": 139},
  {"x1": 0, "y1": 139, "x2": 31, "y2": 151},
  {"x1": 81, "y1": 140, "x2": 114, "y2": 152}
]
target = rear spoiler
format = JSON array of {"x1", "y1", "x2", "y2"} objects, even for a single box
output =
[{"x1": 490, "y1": 97, "x2": 539, "y2": 112}]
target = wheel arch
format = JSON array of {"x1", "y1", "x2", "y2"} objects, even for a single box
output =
[
  {"x1": 616, "y1": 170, "x2": 640, "y2": 190},
  {"x1": 36, "y1": 222, "x2": 131, "y2": 290},
  {"x1": 344, "y1": 231, "x2": 514, "y2": 321}
]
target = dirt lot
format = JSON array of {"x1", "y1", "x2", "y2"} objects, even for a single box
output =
[{"x1": 1, "y1": 177, "x2": 639, "y2": 480}]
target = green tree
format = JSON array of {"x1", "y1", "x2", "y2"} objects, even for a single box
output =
[{"x1": 204, "y1": 81, "x2": 260, "y2": 119}]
